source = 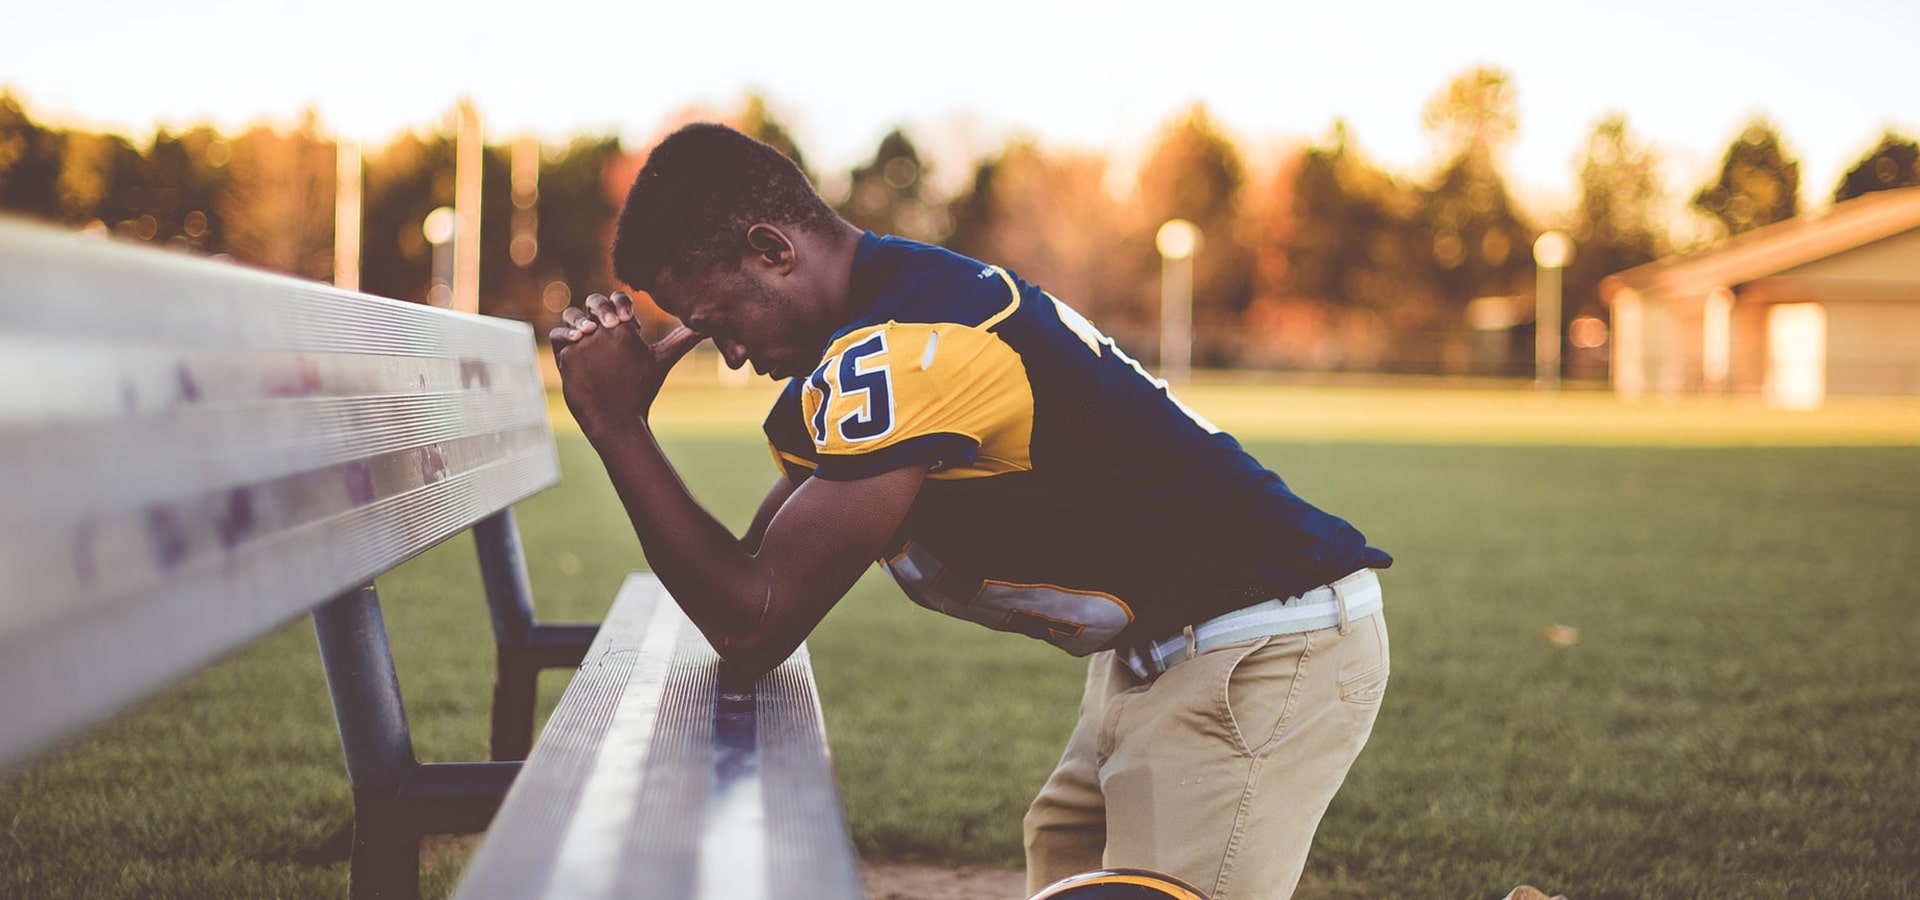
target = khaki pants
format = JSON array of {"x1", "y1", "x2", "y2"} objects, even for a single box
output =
[{"x1": 1023, "y1": 602, "x2": 1389, "y2": 900}]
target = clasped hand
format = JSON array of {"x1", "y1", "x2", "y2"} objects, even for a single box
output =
[{"x1": 550, "y1": 291, "x2": 706, "y2": 435}]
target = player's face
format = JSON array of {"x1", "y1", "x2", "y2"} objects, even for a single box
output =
[{"x1": 652, "y1": 262, "x2": 826, "y2": 381}]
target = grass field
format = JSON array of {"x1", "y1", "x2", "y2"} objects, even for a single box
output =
[{"x1": 3, "y1": 379, "x2": 1917, "y2": 898}]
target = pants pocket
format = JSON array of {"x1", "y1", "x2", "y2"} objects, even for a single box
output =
[
  {"x1": 1337, "y1": 614, "x2": 1390, "y2": 707},
  {"x1": 1221, "y1": 634, "x2": 1302, "y2": 757}
]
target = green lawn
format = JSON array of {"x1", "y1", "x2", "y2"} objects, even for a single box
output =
[{"x1": 3, "y1": 381, "x2": 1917, "y2": 898}]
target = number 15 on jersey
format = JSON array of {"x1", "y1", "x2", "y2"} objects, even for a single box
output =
[{"x1": 806, "y1": 332, "x2": 896, "y2": 446}]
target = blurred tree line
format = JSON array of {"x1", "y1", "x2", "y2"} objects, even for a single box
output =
[
  {"x1": 3, "y1": 74, "x2": 1915, "y2": 377},
  {"x1": 0, "y1": 94, "x2": 622, "y2": 330}
]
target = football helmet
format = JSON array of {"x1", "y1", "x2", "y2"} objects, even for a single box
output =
[{"x1": 1027, "y1": 867, "x2": 1212, "y2": 900}]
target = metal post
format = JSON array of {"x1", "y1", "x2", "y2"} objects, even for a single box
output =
[
  {"x1": 313, "y1": 585, "x2": 421, "y2": 900},
  {"x1": 334, "y1": 137, "x2": 361, "y2": 292},
  {"x1": 453, "y1": 99, "x2": 483, "y2": 315},
  {"x1": 1156, "y1": 219, "x2": 1199, "y2": 385},
  {"x1": 1536, "y1": 264, "x2": 1562, "y2": 390},
  {"x1": 473, "y1": 510, "x2": 597, "y2": 760},
  {"x1": 474, "y1": 511, "x2": 538, "y2": 760},
  {"x1": 424, "y1": 208, "x2": 454, "y2": 308},
  {"x1": 1534, "y1": 231, "x2": 1572, "y2": 391},
  {"x1": 475, "y1": 510, "x2": 537, "y2": 644}
]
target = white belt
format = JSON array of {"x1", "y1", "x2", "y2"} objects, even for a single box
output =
[{"x1": 1119, "y1": 569, "x2": 1383, "y2": 680}]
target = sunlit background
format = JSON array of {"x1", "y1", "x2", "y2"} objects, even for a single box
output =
[
  {"x1": 4, "y1": 7, "x2": 1920, "y2": 897},
  {"x1": 5, "y1": 0, "x2": 1918, "y2": 397}
]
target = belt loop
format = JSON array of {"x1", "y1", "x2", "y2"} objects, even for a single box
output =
[
  {"x1": 1333, "y1": 580, "x2": 1352, "y2": 635},
  {"x1": 1182, "y1": 625, "x2": 1197, "y2": 661}
]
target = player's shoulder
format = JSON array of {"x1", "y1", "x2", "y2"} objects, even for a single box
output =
[{"x1": 858, "y1": 235, "x2": 1023, "y2": 331}]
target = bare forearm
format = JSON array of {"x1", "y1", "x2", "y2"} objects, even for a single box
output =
[
  {"x1": 582, "y1": 417, "x2": 922, "y2": 676},
  {"x1": 548, "y1": 305, "x2": 844, "y2": 673},
  {"x1": 581, "y1": 420, "x2": 774, "y2": 642}
]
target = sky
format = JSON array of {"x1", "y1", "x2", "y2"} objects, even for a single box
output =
[{"x1": 7, "y1": 0, "x2": 1917, "y2": 223}]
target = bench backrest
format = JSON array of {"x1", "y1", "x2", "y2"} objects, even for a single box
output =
[{"x1": 0, "y1": 218, "x2": 558, "y2": 769}]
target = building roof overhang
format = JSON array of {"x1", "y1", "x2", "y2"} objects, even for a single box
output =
[{"x1": 1601, "y1": 186, "x2": 1920, "y2": 307}]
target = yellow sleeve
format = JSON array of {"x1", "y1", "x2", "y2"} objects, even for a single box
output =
[{"x1": 803, "y1": 322, "x2": 1034, "y2": 481}]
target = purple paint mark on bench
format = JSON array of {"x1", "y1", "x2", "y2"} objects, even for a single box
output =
[
  {"x1": 264, "y1": 356, "x2": 324, "y2": 398},
  {"x1": 145, "y1": 506, "x2": 191, "y2": 571},
  {"x1": 459, "y1": 358, "x2": 492, "y2": 390},
  {"x1": 176, "y1": 364, "x2": 202, "y2": 403},
  {"x1": 214, "y1": 486, "x2": 256, "y2": 550},
  {"x1": 345, "y1": 460, "x2": 376, "y2": 507}
]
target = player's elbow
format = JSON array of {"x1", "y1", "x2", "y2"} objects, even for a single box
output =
[{"x1": 706, "y1": 629, "x2": 803, "y2": 679}]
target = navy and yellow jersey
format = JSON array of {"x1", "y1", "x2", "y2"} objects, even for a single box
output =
[{"x1": 764, "y1": 233, "x2": 1391, "y2": 656}]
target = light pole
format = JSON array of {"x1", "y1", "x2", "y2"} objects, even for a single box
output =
[
  {"x1": 452, "y1": 99, "x2": 483, "y2": 314},
  {"x1": 423, "y1": 206, "x2": 456, "y2": 308},
  {"x1": 334, "y1": 136, "x2": 361, "y2": 291},
  {"x1": 1156, "y1": 219, "x2": 1200, "y2": 385},
  {"x1": 1533, "y1": 231, "x2": 1573, "y2": 391}
]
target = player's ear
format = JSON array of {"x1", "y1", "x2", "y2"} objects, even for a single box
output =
[{"x1": 744, "y1": 224, "x2": 795, "y2": 274}]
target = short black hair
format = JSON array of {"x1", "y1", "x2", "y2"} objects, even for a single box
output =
[{"x1": 611, "y1": 123, "x2": 838, "y2": 291}]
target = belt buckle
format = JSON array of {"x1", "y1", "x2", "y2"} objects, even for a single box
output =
[
  {"x1": 1119, "y1": 646, "x2": 1156, "y2": 680},
  {"x1": 1121, "y1": 624, "x2": 1198, "y2": 681}
]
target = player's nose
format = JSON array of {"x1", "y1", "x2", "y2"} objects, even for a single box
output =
[{"x1": 715, "y1": 337, "x2": 749, "y2": 370}]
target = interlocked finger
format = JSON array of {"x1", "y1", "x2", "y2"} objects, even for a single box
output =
[
  {"x1": 610, "y1": 291, "x2": 637, "y2": 323},
  {"x1": 585, "y1": 293, "x2": 622, "y2": 327},
  {"x1": 562, "y1": 304, "x2": 600, "y2": 334}
]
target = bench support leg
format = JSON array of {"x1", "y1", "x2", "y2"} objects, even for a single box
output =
[
  {"x1": 475, "y1": 510, "x2": 539, "y2": 761},
  {"x1": 344, "y1": 807, "x2": 421, "y2": 900},
  {"x1": 474, "y1": 509, "x2": 595, "y2": 761},
  {"x1": 489, "y1": 652, "x2": 539, "y2": 762},
  {"x1": 309, "y1": 521, "x2": 558, "y2": 897},
  {"x1": 314, "y1": 584, "x2": 422, "y2": 900}
]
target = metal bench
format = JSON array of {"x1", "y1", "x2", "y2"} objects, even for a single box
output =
[
  {"x1": 0, "y1": 218, "x2": 863, "y2": 899},
  {"x1": 452, "y1": 575, "x2": 863, "y2": 900}
]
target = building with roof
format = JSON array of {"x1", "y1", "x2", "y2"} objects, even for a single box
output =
[{"x1": 1599, "y1": 186, "x2": 1920, "y2": 408}]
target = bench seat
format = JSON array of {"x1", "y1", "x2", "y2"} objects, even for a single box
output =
[{"x1": 455, "y1": 573, "x2": 864, "y2": 900}]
